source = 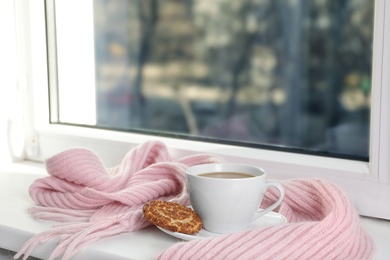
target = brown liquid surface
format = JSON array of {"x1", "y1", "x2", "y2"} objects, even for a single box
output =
[{"x1": 198, "y1": 172, "x2": 255, "y2": 179}]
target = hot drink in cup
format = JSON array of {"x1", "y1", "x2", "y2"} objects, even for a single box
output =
[{"x1": 186, "y1": 163, "x2": 285, "y2": 234}]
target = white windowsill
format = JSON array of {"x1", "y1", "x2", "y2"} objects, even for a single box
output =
[{"x1": 0, "y1": 161, "x2": 389, "y2": 260}]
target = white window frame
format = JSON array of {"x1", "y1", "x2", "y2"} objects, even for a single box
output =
[{"x1": 13, "y1": 0, "x2": 390, "y2": 219}]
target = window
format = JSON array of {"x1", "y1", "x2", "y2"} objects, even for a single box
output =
[
  {"x1": 52, "y1": 0, "x2": 373, "y2": 160},
  {"x1": 12, "y1": 0, "x2": 390, "y2": 219}
]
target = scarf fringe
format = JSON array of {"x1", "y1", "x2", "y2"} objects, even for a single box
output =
[
  {"x1": 15, "y1": 141, "x2": 221, "y2": 260},
  {"x1": 14, "y1": 141, "x2": 374, "y2": 260}
]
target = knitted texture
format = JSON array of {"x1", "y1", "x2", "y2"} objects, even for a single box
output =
[
  {"x1": 157, "y1": 179, "x2": 375, "y2": 260},
  {"x1": 15, "y1": 141, "x2": 222, "y2": 260},
  {"x1": 14, "y1": 140, "x2": 375, "y2": 260}
]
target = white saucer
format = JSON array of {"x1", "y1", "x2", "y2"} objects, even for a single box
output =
[{"x1": 157, "y1": 210, "x2": 287, "y2": 241}]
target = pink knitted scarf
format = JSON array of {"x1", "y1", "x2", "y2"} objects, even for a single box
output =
[
  {"x1": 15, "y1": 141, "x2": 374, "y2": 260},
  {"x1": 157, "y1": 179, "x2": 375, "y2": 260}
]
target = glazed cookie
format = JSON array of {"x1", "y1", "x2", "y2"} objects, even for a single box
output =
[{"x1": 143, "y1": 200, "x2": 202, "y2": 234}]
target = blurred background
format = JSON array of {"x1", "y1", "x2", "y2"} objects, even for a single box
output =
[
  {"x1": 2, "y1": 0, "x2": 373, "y2": 163},
  {"x1": 82, "y1": 0, "x2": 372, "y2": 159}
]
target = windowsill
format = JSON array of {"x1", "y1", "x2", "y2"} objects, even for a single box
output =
[{"x1": 1, "y1": 161, "x2": 389, "y2": 260}]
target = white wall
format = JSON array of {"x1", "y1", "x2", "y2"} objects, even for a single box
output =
[{"x1": 0, "y1": 1, "x2": 17, "y2": 164}]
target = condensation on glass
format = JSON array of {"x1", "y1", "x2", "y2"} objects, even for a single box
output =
[{"x1": 50, "y1": 0, "x2": 374, "y2": 160}]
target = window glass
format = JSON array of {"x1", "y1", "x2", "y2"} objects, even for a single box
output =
[{"x1": 52, "y1": 0, "x2": 374, "y2": 160}]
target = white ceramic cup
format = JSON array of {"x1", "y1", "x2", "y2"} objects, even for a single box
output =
[{"x1": 186, "y1": 163, "x2": 285, "y2": 234}]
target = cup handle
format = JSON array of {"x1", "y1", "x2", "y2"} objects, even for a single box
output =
[{"x1": 253, "y1": 182, "x2": 285, "y2": 221}]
